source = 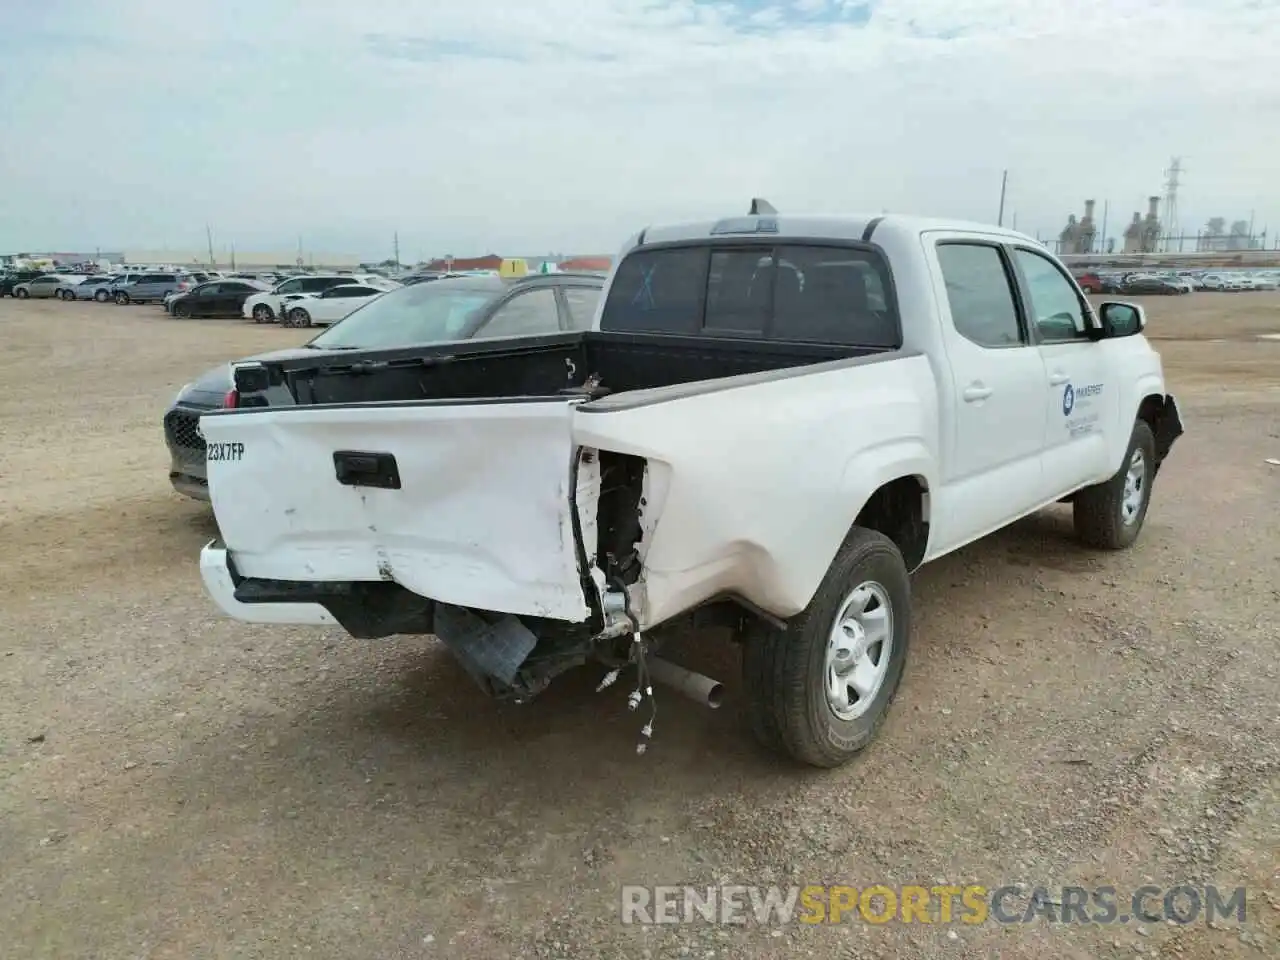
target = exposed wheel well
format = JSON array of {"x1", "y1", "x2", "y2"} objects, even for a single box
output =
[
  {"x1": 1137, "y1": 394, "x2": 1163, "y2": 434},
  {"x1": 854, "y1": 475, "x2": 929, "y2": 572}
]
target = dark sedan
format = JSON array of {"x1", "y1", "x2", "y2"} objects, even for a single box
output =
[
  {"x1": 163, "y1": 271, "x2": 605, "y2": 500},
  {"x1": 168, "y1": 279, "x2": 271, "y2": 318},
  {"x1": 1124, "y1": 277, "x2": 1186, "y2": 296}
]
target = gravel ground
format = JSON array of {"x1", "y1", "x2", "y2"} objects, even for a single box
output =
[{"x1": 1, "y1": 294, "x2": 1277, "y2": 960}]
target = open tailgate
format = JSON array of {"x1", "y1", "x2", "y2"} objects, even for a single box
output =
[{"x1": 200, "y1": 399, "x2": 592, "y2": 621}]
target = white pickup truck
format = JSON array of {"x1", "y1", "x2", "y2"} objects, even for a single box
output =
[{"x1": 197, "y1": 205, "x2": 1183, "y2": 768}]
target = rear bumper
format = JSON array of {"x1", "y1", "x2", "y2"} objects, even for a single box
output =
[
  {"x1": 165, "y1": 404, "x2": 211, "y2": 499},
  {"x1": 169, "y1": 469, "x2": 210, "y2": 501},
  {"x1": 200, "y1": 543, "x2": 337, "y2": 626}
]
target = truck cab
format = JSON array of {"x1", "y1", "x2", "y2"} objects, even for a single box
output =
[{"x1": 195, "y1": 206, "x2": 1182, "y2": 768}]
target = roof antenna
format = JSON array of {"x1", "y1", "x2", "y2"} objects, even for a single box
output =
[{"x1": 749, "y1": 198, "x2": 777, "y2": 215}]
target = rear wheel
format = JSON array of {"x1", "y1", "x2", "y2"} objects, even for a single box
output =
[
  {"x1": 1074, "y1": 420, "x2": 1156, "y2": 550},
  {"x1": 742, "y1": 527, "x2": 910, "y2": 767},
  {"x1": 252, "y1": 304, "x2": 274, "y2": 323},
  {"x1": 94, "y1": 289, "x2": 110, "y2": 302},
  {"x1": 288, "y1": 307, "x2": 311, "y2": 328},
  {"x1": 15, "y1": 288, "x2": 28, "y2": 299}
]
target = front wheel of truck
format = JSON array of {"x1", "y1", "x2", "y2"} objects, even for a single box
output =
[
  {"x1": 1073, "y1": 420, "x2": 1156, "y2": 550},
  {"x1": 742, "y1": 527, "x2": 910, "y2": 768}
]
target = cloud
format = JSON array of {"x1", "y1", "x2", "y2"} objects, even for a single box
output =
[{"x1": 0, "y1": 0, "x2": 1276, "y2": 259}]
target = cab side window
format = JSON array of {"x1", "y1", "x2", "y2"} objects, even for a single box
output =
[
  {"x1": 1013, "y1": 248, "x2": 1090, "y2": 343},
  {"x1": 479, "y1": 288, "x2": 562, "y2": 338},
  {"x1": 935, "y1": 243, "x2": 1024, "y2": 348}
]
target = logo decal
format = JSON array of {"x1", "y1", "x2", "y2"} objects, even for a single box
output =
[{"x1": 1062, "y1": 384, "x2": 1075, "y2": 416}]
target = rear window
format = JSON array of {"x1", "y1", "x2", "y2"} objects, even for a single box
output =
[{"x1": 600, "y1": 243, "x2": 898, "y2": 347}]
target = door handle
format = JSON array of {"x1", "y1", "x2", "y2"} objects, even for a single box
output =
[
  {"x1": 962, "y1": 384, "x2": 993, "y2": 402},
  {"x1": 1048, "y1": 371, "x2": 1069, "y2": 386},
  {"x1": 333, "y1": 450, "x2": 402, "y2": 490}
]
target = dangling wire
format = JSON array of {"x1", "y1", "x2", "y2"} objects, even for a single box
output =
[{"x1": 610, "y1": 576, "x2": 658, "y2": 752}]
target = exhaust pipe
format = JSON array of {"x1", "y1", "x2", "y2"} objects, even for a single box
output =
[{"x1": 646, "y1": 657, "x2": 724, "y2": 709}]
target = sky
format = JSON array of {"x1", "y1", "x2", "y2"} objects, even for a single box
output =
[{"x1": 1, "y1": 0, "x2": 1277, "y2": 262}]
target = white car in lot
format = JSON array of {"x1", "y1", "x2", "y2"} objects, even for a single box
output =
[
  {"x1": 281, "y1": 283, "x2": 387, "y2": 328},
  {"x1": 241, "y1": 274, "x2": 400, "y2": 324},
  {"x1": 56, "y1": 276, "x2": 115, "y2": 300}
]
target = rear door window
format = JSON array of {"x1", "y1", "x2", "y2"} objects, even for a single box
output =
[{"x1": 934, "y1": 243, "x2": 1024, "y2": 348}]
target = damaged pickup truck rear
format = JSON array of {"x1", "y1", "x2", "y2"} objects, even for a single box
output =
[{"x1": 198, "y1": 207, "x2": 1183, "y2": 767}]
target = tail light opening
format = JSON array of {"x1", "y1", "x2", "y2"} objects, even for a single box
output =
[{"x1": 223, "y1": 389, "x2": 239, "y2": 409}]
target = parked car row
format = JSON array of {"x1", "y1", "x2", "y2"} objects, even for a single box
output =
[
  {"x1": 1073, "y1": 268, "x2": 1280, "y2": 295},
  {"x1": 4, "y1": 270, "x2": 214, "y2": 303},
  {"x1": 0, "y1": 268, "x2": 413, "y2": 328}
]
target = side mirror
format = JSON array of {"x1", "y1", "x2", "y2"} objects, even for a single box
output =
[{"x1": 1096, "y1": 300, "x2": 1145, "y2": 339}]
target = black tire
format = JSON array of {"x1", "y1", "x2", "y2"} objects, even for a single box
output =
[
  {"x1": 114, "y1": 292, "x2": 129, "y2": 304},
  {"x1": 289, "y1": 308, "x2": 311, "y2": 328},
  {"x1": 173, "y1": 302, "x2": 191, "y2": 319},
  {"x1": 15, "y1": 288, "x2": 28, "y2": 299},
  {"x1": 742, "y1": 527, "x2": 910, "y2": 768},
  {"x1": 1073, "y1": 420, "x2": 1156, "y2": 550},
  {"x1": 252, "y1": 304, "x2": 274, "y2": 324}
]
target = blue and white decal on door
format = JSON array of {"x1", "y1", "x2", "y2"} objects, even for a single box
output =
[{"x1": 1063, "y1": 382, "x2": 1104, "y2": 437}]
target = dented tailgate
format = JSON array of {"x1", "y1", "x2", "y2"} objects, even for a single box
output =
[{"x1": 200, "y1": 400, "x2": 592, "y2": 621}]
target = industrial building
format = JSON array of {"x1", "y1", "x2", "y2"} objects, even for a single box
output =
[
  {"x1": 1057, "y1": 200, "x2": 1099, "y2": 255},
  {"x1": 1196, "y1": 218, "x2": 1263, "y2": 252},
  {"x1": 1122, "y1": 197, "x2": 1163, "y2": 254}
]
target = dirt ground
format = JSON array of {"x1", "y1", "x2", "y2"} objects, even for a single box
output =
[{"x1": 1, "y1": 293, "x2": 1277, "y2": 960}]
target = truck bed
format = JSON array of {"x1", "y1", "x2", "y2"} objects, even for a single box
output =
[
  {"x1": 233, "y1": 331, "x2": 882, "y2": 408},
  {"x1": 203, "y1": 328, "x2": 924, "y2": 648}
]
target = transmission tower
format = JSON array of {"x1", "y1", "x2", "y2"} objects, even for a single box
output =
[{"x1": 1162, "y1": 157, "x2": 1183, "y2": 252}]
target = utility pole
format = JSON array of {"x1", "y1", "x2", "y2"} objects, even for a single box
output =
[
  {"x1": 393, "y1": 231, "x2": 400, "y2": 269},
  {"x1": 997, "y1": 170, "x2": 1008, "y2": 226},
  {"x1": 206, "y1": 224, "x2": 215, "y2": 269},
  {"x1": 1099, "y1": 200, "x2": 1109, "y2": 256}
]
